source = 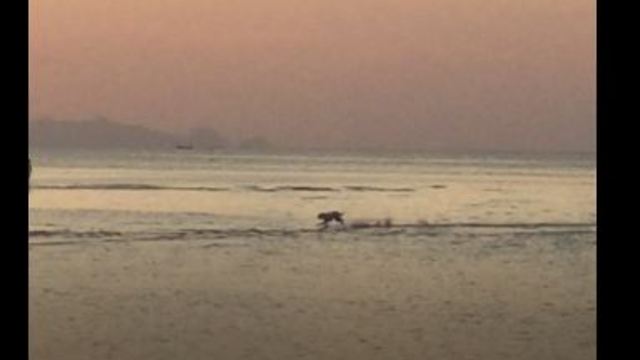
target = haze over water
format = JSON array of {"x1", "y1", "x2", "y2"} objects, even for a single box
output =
[{"x1": 30, "y1": 0, "x2": 595, "y2": 153}]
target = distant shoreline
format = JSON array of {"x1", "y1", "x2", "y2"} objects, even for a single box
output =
[{"x1": 28, "y1": 146, "x2": 596, "y2": 167}]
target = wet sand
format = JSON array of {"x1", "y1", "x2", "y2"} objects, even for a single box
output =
[{"x1": 29, "y1": 231, "x2": 596, "y2": 360}]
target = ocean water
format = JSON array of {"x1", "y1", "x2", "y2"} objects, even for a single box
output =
[{"x1": 28, "y1": 148, "x2": 596, "y2": 245}]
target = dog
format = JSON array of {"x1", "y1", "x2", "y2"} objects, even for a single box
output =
[{"x1": 317, "y1": 211, "x2": 345, "y2": 228}]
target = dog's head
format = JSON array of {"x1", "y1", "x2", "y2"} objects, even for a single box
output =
[{"x1": 317, "y1": 212, "x2": 331, "y2": 220}]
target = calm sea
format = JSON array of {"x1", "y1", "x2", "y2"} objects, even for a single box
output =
[{"x1": 28, "y1": 148, "x2": 596, "y2": 245}]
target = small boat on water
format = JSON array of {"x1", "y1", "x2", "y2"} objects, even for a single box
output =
[{"x1": 175, "y1": 144, "x2": 194, "y2": 150}]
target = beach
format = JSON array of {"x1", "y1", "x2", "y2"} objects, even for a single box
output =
[
  {"x1": 28, "y1": 149, "x2": 596, "y2": 359},
  {"x1": 29, "y1": 0, "x2": 596, "y2": 357},
  {"x1": 30, "y1": 226, "x2": 595, "y2": 360}
]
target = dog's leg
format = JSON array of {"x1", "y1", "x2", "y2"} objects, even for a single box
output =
[{"x1": 317, "y1": 220, "x2": 329, "y2": 230}]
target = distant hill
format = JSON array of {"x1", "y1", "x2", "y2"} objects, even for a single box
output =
[{"x1": 29, "y1": 118, "x2": 227, "y2": 150}]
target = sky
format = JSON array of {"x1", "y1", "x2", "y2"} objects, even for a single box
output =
[{"x1": 29, "y1": 0, "x2": 595, "y2": 153}]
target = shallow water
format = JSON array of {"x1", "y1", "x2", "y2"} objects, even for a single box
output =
[
  {"x1": 28, "y1": 148, "x2": 595, "y2": 244},
  {"x1": 28, "y1": 148, "x2": 596, "y2": 360}
]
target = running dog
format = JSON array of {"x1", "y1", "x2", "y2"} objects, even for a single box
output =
[{"x1": 317, "y1": 211, "x2": 345, "y2": 228}]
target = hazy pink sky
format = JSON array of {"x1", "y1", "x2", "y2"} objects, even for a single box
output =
[{"x1": 29, "y1": 0, "x2": 595, "y2": 152}]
